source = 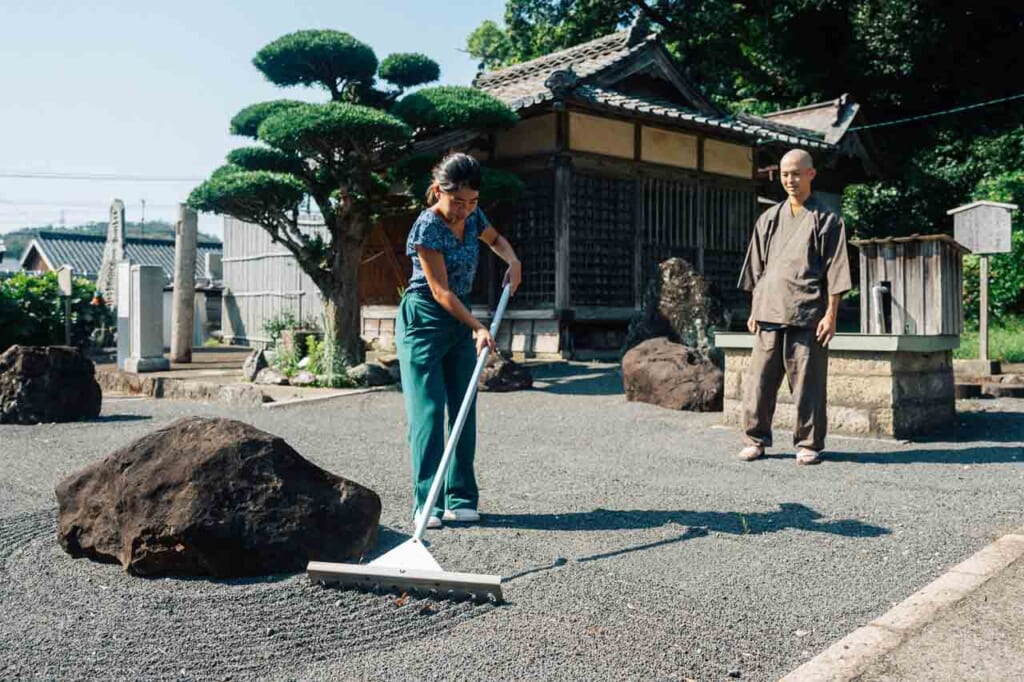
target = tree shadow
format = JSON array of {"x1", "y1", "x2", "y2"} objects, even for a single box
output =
[
  {"x1": 826, "y1": 444, "x2": 1022, "y2": 465},
  {"x1": 490, "y1": 504, "x2": 887, "y2": 581},
  {"x1": 527, "y1": 362, "x2": 623, "y2": 396},
  {"x1": 483, "y1": 503, "x2": 888, "y2": 538}
]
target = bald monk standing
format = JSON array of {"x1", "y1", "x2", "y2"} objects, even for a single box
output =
[{"x1": 737, "y1": 149, "x2": 852, "y2": 465}]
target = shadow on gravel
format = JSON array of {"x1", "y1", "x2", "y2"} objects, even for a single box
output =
[
  {"x1": 950, "y1": 411, "x2": 1024, "y2": 444},
  {"x1": 86, "y1": 415, "x2": 153, "y2": 423},
  {"x1": 498, "y1": 504, "x2": 888, "y2": 580},
  {"x1": 528, "y1": 362, "x2": 623, "y2": 396},
  {"x1": 483, "y1": 503, "x2": 889, "y2": 539},
  {"x1": 826, "y1": 444, "x2": 1023, "y2": 465}
]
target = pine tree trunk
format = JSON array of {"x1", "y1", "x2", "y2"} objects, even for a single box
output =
[{"x1": 319, "y1": 237, "x2": 365, "y2": 384}]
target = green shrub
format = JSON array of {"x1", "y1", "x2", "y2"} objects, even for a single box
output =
[{"x1": 0, "y1": 272, "x2": 113, "y2": 353}]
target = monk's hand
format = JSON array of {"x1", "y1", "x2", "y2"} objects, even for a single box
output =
[
  {"x1": 746, "y1": 316, "x2": 757, "y2": 334},
  {"x1": 816, "y1": 312, "x2": 837, "y2": 346}
]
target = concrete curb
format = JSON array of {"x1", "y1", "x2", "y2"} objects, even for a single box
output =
[
  {"x1": 96, "y1": 371, "x2": 268, "y2": 407},
  {"x1": 780, "y1": 529, "x2": 1024, "y2": 682},
  {"x1": 96, "y1": 368, "x2": 397, "y2": 409},
  {"x1": 261, "y1": 385, "x2": 395, "y2": 409}
]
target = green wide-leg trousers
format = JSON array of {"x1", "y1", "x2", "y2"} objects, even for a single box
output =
[{"x1": 395, "y1": 291, "x2": 479, "y2": 518}]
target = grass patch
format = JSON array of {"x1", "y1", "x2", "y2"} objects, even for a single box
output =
[{"x1": 954, "y1": 315, "x2": 1024, "y2": 362}]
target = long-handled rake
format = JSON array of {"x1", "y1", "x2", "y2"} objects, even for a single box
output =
[{"x1": 307, "y1": 282, "x2": 513, "y2": 603}]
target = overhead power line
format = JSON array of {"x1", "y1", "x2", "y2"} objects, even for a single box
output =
[
  {"x1": 849, "y1": 92, "x2": 1024, "y2": 131},
  {"x1": 0, "y1": 171, "x2": 204, "y2": 182}
]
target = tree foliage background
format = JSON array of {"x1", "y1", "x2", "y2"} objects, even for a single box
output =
[{"x1": 468, "y1": 1, "x2": 1024, "y2": 316}]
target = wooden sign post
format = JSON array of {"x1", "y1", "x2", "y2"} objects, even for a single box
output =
[{"x1": 948, "y1": 201, "x2": 1018, "y2": 361}]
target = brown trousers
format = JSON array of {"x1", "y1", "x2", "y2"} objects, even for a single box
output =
[{"x1": 742, "y1": 326, "x2": 828, "y2": 451}]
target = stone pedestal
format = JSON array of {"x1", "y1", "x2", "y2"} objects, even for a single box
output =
[
  {"x1": 717, "y1": 333, "x2": 958, "y2": 440},
  {"x1": 125, "y1": 265, "x2": 169, "y2": 373},
  {"x1": 115, "y1": 260, "x2": 132, "y2": 370}
]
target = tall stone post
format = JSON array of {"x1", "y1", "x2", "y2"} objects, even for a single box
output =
[
  {"x1": 97, "y1": 199, "x2": 126, "y2": 307},
  {"x1": 125, "y1": 265, "x2": 169, "y2": 373},
  {"x1": 170, "y1": 204, "x2": 198, "y2": 363}
]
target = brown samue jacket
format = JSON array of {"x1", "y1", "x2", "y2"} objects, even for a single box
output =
[{"x1": 738, "y1": 195, "x2": 853, "y2": 329}]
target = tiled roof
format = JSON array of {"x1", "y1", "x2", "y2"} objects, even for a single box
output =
[
  {"x1": 472, "y1": 26, "x2": 836, "y2": 150},
  {"x1": 474, "y1": 28, "x2": 649, "y2": 106},
  {"x1": 570, "y1": 86, "x2": 836, "y2": 149},
  {"x1": 23, "y1": 231, "x2": 221, "y2": 281}
]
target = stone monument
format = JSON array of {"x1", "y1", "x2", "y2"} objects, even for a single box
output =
[
  {"x1": 96, "y1": 199, "x2": 126, "y2": 307},
  {"x1": 124, "y1": 265, "x2": 169, "y2": 373}
]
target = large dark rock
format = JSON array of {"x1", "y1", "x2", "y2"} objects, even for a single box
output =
[
  {"x1": 55, "y1": 417, "x2": 381, "y2": 578},
  {"x1": 623, "y1": 258, "x2": 726, "y2": 357},
  {"x1": 479, "y1": 353, "x2": 533, "y2": 392},
  {"x1": 0, "y1": 345, "x2": 102, "y2": 424},
  {"x1": 622, "y1": 337, "x2": 723, "y2": 411}
]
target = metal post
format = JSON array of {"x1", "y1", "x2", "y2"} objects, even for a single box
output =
[{"x1": 979, "y1": 255, "x2": 989, "y2": 361}]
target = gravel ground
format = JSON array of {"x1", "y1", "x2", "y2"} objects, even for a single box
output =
[{"x1": 2, "y1": 362, "x2": 1023, "y2": 682}]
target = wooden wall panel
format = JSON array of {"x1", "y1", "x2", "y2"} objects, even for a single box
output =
[
  {"x1": 703, "y1": 139, "x2": 753, "y2": 179},
  {"x1": 495, "y1": 113, "x2": 557, "y2": 158},
  {"x1": 568, "y1": 112, "x2": 634, "y2": 159},
  {"x1": 641, "y1": 126, "x2": 698, "y2": 169}
]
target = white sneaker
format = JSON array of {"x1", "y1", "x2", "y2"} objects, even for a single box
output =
[
  {"x1": 738, "y1": 445, "x2": 765, "y2": 461},
  {"x1": 796, "y1": 448, "x2": 822, "y2": 465},
  {"x1": 413, "y1": 510, "x2": 443, "y2": 529},
  {"x1": 442, "y1": 508, "x2": 481, "y2": 523}
]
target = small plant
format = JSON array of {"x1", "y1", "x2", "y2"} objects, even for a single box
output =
[
  {"x1": 262, "y1": 312, "x2": 298, "y2": 345},
  {"x1": 305, "y1": 334, "x2": 324, "y2": 376}
]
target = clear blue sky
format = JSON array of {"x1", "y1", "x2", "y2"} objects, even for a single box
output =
[{"x1": 0, "y1": 1, "x2": 506, "y2": 238}]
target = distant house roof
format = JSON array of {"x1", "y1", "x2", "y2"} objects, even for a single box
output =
[
  {"x1": 19, "y1": 231, "x2": 222, "y2": 282},
  {"x1": 472, "y1": 22, "x2": 838, "y2": 150},
  {"x1": 752, "y1": 94, "x2": 861, "y2": 145}
]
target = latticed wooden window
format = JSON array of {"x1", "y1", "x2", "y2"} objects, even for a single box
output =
[
  {"x1": 570, "y1": 174, "x2": 636, "y2": 307},
  {"x1": 703, "y1": 185, "x2": 757, "y2": 309},
  {"x1": 505, "y1": 172, "x2": 556, "y2": 306},
  {"x1": 638, "y1": 176, "x2": 701, "y2": 297}
]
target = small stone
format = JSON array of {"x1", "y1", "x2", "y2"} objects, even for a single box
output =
[
  {"x1": 553, "y1": 556, "x2": 567, "y2": 566},
  {"x1": 266, "y1": 627, "x2": 275, "y2": 636},
  {"x1": 346, "y1": 363, "x2": 394, "y2": 387},
  {"x1": 794, "y1": 629, "x2": 809, "y2": 637},
  {"x1": 254, "y1": 368, "x2": 289, "y2": 385},
  {"x1": 728, "y1": 669, "x2": 742, "y2": 678},
  {"x1": 290, "y1": 371, "x2": 317, "y2": 387},
  {"x1": 242, "y1": 349, "x2": 268, "y2": 382}
]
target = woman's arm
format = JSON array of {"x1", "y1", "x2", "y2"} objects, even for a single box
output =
[{"x1": 480, "y1": 226, "x2": 521, "y2": 294}]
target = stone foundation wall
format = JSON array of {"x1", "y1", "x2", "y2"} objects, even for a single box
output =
[{"x1": 723, "y1": 349, "x2": 955, "y2": 439}]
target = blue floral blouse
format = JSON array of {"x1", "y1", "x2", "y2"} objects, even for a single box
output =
[{"x1": 405, "y1": 207, "x2": 489, "y2": 297}]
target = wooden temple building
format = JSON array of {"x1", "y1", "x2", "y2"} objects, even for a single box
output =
[{"x1": 222, "y1": 21, "x2": 877, "y2": 356}]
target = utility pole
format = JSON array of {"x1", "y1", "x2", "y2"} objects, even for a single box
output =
[{"x1": 140, "y1": 199, "x2": 146, "y2": 238}]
